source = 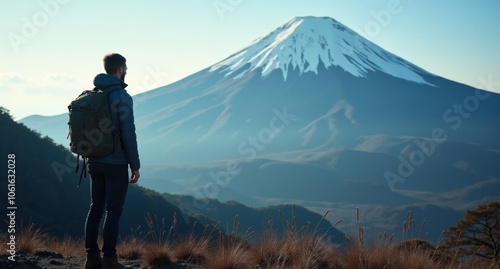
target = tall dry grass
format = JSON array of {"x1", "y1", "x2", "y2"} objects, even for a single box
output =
[
  {"x1": 3, "y1": 208, "x2": 499, "y2": 269},
  {"x1": 140, "y1": 213, "x2": 175, "y2": 267},
  {"x1": 0, "y1": 222, "x2": 84, "y2": 257},
  {"x1": 251, "y1": 207, "x2": 341, "y2": 269},
  {"x1": 118, "y1": 235, "x2": 145, "y2": 260},
  {"x1": 203, "y1": 234, "x2": 255, "y2": 269},
  {"x1": 16, "y1": 222, "x2": 47, "y2": 253},
  {"x1": 45, "y1": 235, "x2": 84, "y2": 257},
  {"x1": 171, "y1": 222, "x2": 212, "y2": 264},
  {"x1": 202, "y1": 215, "x2": 256, "y2": 269}
]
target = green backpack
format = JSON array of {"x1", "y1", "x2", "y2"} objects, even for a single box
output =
[
  {"x1": 67, "y1": 85, "x2": 122, "y2": 158},
  {"x1": 67, "y1": 85, "x2": 122, "y2": 185}
]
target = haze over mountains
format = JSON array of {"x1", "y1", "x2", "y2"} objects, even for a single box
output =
[
  {"x1": 20, "y1": 16, "x2": 500, "y2": 241},
  {"x1": 1, "y1": 109, "x2": 339, "y2": 242}
]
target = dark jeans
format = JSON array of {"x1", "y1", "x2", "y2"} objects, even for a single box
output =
[{"x1": 85, "y1": 162, "x2": 129, "y2": 257}]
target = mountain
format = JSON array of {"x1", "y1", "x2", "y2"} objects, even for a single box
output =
[
  {"x1": 211, "y1": 16, "x2": 432, "y2": 83},
  {"x1": 135, "y1": 136, "x2": 500, "y2": 241},
  {"x1": 163, "y1": 194, "x2": 344, "y2": 244},
  {"x1": 1, "y1": 108, "x2": 339, "y2": 241},
  {"x1": 21, "y1": 16, "x2": 500, "y2": 162},
  {"x1": 0, "y1": 108, "x2": 199, "y2": 238},
  {"x1": 19, "y1": 16, "x2": 500, "y2": 242}
]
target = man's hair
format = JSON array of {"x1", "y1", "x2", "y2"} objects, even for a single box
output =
[{"x1": 103, "y1": 53, "x2": 126, "y2": 75}]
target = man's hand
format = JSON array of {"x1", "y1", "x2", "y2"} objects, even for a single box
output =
[{"x1": 130, "y1": 170, "x2": 140, "y2": 184}]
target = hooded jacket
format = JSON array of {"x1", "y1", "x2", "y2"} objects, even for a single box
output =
[{"x1": 88, "y1": 73, "x2": 140, "y2": 171}]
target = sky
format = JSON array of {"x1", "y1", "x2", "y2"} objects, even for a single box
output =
[{"x1": 1, "y1": 0, "x2": 499, "y2": 120}]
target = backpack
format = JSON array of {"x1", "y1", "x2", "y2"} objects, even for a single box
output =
[{"x1": 67, "y1": 85, "x2": 122, "y2": 185}]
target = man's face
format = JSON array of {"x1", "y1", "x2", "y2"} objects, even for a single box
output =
[{"x1": 120, "y1": 64, "x2": 128, "y2": 82}]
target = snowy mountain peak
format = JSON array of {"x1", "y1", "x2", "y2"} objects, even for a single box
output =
[{"x1": 210, "y1": 16, "x2": 433, "y2": 85}]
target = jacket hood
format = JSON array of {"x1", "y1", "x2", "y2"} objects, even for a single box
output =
[{"x1": 93, "y1": 73, "x2": 128, "y2": 89}]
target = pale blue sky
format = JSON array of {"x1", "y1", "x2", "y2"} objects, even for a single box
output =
[{"x1": 1, "y1": 0, "x2": 499, "y2": 119}]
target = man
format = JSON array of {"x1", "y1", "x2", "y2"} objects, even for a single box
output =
[{"x1": 84, "y1": 53, "x2": 140, "y2": 269}]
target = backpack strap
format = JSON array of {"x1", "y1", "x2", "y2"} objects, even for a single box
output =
[
  {"x1": 74, "y1": 155, "x2": 88, "y2": 187},
  {"x1": 78, "y1": 157, "x2": 87, "y2": 187},
  {"x1": 75, "y1": 154, "x2": 80, "y2": 174}
]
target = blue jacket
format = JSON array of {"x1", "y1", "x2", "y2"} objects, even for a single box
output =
[{"x1": 88, "y1": 73, "x2": 141, "y2": 171}]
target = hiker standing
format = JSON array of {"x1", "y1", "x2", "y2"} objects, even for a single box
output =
[{"x1": 83, "y1": 53, "x2": 140, "y2": 269}]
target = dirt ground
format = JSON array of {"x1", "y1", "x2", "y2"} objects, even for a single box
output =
[{"x1": 0, "y1": 250, "x2": 203, "y2": 269}]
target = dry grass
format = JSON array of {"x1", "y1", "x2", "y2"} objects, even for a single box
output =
[
  {"x1": 6, "y1": 229, "x2": 497, "y2": 269},
  {"x1": 16, "y1": 222, "x2": 47, "y2": 253},
  {"x1": 142, "y1": 243, "x2": 173, "y2": 267},
  {"x1": 172, "y1": 232, "x2": 210, "y2": 263},
  {"x1": 5, "y1": 209, "x2": 499, "y2": 269},
  {"x1": 202, "y1": 215, "x2": 256, "y2": 269},
  {"x1": 118, "y1": 236, "x2": 145, "y2": 260},
  {"x1": 252, "y1": 208, "x2": 341, "y2": 269},
  {"x1": 117, "y1": 226, "x2": 147, "y2": 260},
  {"x1": 45, "y1": 235, "x2": 84, "y2": 257},
  {"x1": 203, "y1": 233, "x2": 255, "y2": 269},
  {"x1": 252, "y1": 232, "x2": 284, "y2": 268},
  {"x1": 140, "y1": 213, "x2": 175, "y2": 267},
  {"x1": 254, "y1": 231, "x2": 339, "y2": 268},
  {"x1": 0, "y1": 222, "x2": 84, "y2": 257},
  {"x1": 338, "y1": 242, "x2": 445, "y2": 269}
]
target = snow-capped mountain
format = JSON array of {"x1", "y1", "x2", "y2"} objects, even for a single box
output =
[
  {"x1": 211, "y1": 16, "x2": 433, "y2": 84},
  {"x1": 21, "y1": 16, "x2": 500, "y2": 163},
  {"x1": 20, "y1": 16, "x2": 500, "y2": 241}
]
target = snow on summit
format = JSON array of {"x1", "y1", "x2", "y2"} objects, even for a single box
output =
[{"x1": 211, "y1": 16, "x2": 434, "y2": 85}]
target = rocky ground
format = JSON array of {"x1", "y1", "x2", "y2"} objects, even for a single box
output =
[{"x1": 0, "y1": 250, "x2": 202, "y2": 269}]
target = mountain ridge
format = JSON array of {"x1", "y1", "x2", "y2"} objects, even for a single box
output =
[{"x1": 0, "y1": 108, "x2": 341, "y2": 241}]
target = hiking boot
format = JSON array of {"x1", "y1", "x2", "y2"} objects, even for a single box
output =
[
  {"x1": 101, "y1": 255, "x2": 131, "y2": 269},
  {"x1": 84, "y1": 252, "x2": 102, "y2": 269}
]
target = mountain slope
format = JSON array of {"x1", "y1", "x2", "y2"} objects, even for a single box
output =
[
  {"x1": 0, "y1": 108, "x2": 200, "y2": 237},
  {"x1": 2, "y1": 107, "x2": 341, "y2": 241},
  {"x1": 135, "y1": 134, "x2": 500, "y2": 242},
  {"x1": 164, "y1": 194, "x2": 344, "y2": 243}
]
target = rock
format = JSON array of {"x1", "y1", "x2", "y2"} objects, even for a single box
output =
[
  {"x1": 50, "y1": 259, "x2": 64, "y2": 265},
  {"x1": 34, "y1": 250, "x2": 63, "y2": 259}
]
